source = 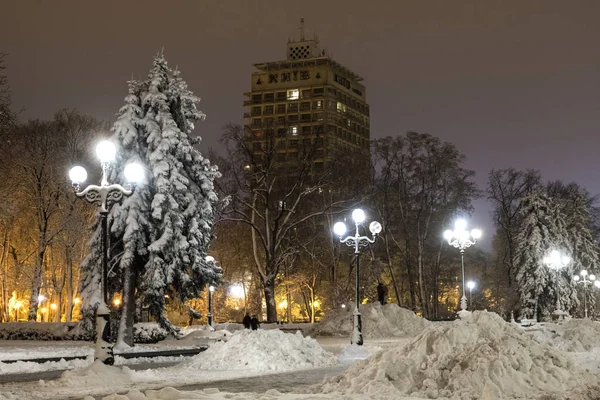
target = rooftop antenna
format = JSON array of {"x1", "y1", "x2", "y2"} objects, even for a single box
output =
[{"x1": 299, "y1": 18, "x2": 305, "y2": 41}]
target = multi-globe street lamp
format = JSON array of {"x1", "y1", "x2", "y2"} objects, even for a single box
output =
[
  {"x1": 573, "y1": 269, "x2": 596, "y2": 318},
  {"x1": 443, "y1": 219, "x2": 482, "y2": 312},
  {"x1": 543, "y1": 250, "x2": 570, "y2": 317},
  {"x1": 467, "y1": 280, "x2": 476, "y2": 309},
  {"x1": 333, "y1": 209, "x2": 382, "y2": 346},
  {"x1": 69, "y1": 140, "x2": 143, "y2": 365}
]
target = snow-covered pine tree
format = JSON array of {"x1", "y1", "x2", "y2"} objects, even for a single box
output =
[
  {"x1": 513, "y1": 190, "x2": 569, "y2": 320},
  {"x1": 548, "y1": 182, "x2": 600, "y2": 316},
  {"x1": 79, "y1": 54, "x2": 221, "y2": 342}
]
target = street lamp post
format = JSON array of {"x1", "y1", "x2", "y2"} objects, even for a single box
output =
[
  {"x1": 205, "y1": 256, "x2": 216, "y2": 328},
  {"x1": 333, "y1": 209, "x2": 382, "y2": 346},
  {"x1": 444, "y1": 219, "x2": 481, "y2": 312},
  {"x1": 573, "y1": 270, "x2": 596, "y2": 318},
  {"x1": 543, "y1": 250, "x2": 570, "y2": 318},
  {"x1": 69, "y1": 140, "x2": 143, "y2": 365},
  {"x1": 467, "y1": 280, "x2": 476, "y2": 309}
]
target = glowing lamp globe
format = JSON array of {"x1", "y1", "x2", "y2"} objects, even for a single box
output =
[
  {"x1": 124, "y1": 163, "x2": 144, "y2": 184},
  {"x1": 209, "y1": 285, "x2": 215, "y2": 292},
  {"x1": 69, "y1": 166, "x2": 87, "y2": 185},
  {"x1": 96, "y1": 141, "x2": 116, "y2": 163},
  {"x1": 574, "y1": 275, "x2": 580, "y2": 282},
  {"x1": 562, "y1": 256, "x2": 570, "y2": 266},
  {"x1": 443, "y1": 230, "x2": 454, "y2": 241},
  {"x1": 581, "y1": 270, "x2": 588, "y2": 277},
  {"x1": 591, "y1": 274, "x2": 596, "y2": 281},
  {"x1": 455, "y1": 219, "x2": 467, "y2": 231},
  {"x1": 352, "y1": 209, "x2": 366, "y2": 223},
  {"x1": 595, "y1": 280, "x2": 600, "y2": 288},
  {"x1": 471, "y1": 229, "x2": 482, "y2": 239},
  {"x1": 467, "y1": 281, "x2": 476, "y2": 290},
  {"x1": 369, "y1": 221, "x2": 382, "y2": 235},
  {"x1": 333, "y1": 222, "x2": 347, "y2": 237}
]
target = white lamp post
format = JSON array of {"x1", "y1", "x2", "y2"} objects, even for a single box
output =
[
  {"x1": 573, "y1": 269, "x2": 596, "y2": 318},
  {"x1": 543, "y1": 250, "x2": 570, "y2": 317},
  {"x1": 467, "y1": 280, "x2": 476, "y2": 309},
  {"x1": 333, "y1": 208, "x2": 382, "y2": 346},
  {"x1": 69, "y1": 140, "x2": 143, "y2": 366},
  {"x1": 443, "y1": 219, "x2": 481, "y2": 312}
]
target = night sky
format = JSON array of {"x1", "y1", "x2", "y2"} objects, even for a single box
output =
[{"x1": 3, "y1": 0, "x2": 600, "y2": 248}]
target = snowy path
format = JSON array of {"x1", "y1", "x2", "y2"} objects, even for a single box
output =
[{"x1": 88, "y1": 363, "x2": 351, "y2": 400}]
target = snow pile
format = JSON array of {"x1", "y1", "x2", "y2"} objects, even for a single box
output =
[
  {"x1": 534, "y1": 319, "x2": 600, "y2": 352},
  {"x1": 183, "y1": 329, "x2": 339, "y2": 372},
  {"x1": 56, "y1": 360, "x2": 137, "y2": 387},
  {"x1": 311, "y1": 302, "x2": 429, "y2": 338},
  {"x1": 318, "y1": 311, "x2": 600, "y2": 399}
]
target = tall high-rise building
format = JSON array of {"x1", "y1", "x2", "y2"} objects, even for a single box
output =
[{"x1": 244, "y1": 23, "x2": 370, "y2": 172}]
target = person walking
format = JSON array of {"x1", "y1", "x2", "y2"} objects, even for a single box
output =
[
  {"x1": 243, "y1": 314, "x2": 251, "y2": 329},
  {"x1": 250, "y1": 315, "x2": 260, "y2": 330}
]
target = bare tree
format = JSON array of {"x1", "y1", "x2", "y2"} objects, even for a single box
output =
[
  {"x1": 487, "y1": 168, "x2": 541, "y2": 312},
  {"x1": 216, "y1": 124, "x2": 360, "y2": 322},
  {"x1": 371, "y1": 132, "x2": 478, "y2": 317}
]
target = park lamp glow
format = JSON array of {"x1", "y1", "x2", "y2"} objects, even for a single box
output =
[
  {"x1": 209, "y1": 285, "x2": 215, "y2": 292},
  {"x1": 467, "y1": 280, "x2": 476, "y2": 290},
  {"x1": 543, "y1": 250, "x2": 570, "y2": 269},
  {"x1": 229, "y1": 284, "x2": 245, "y2": 299},
  {"x1": 96, "y1": 140, "x2": 117, "y2": 163}
]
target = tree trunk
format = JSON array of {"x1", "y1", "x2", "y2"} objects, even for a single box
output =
[
  {"x1": 65, "y1": 253, "x2": 74, "y2": 322},
  {"x1": 117, "y1": 261, "x2": 136, "y2": 347},
  {"x1": 263, "y1": 277, "x2": 277, "y2": 322},
  {"x1": 383, "y1": 234, "x2": 401, "y2": 306},
  {"x1": 28, "y1": 248, "x2": 45, "y2": 320}
]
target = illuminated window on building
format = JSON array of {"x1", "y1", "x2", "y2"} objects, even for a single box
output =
[
  {"x1": 313, "y1": 100, "x2": 323, "y2": 109},
  {"x1": 336, "y1": 102, "x2": 346, "y2": 113},
  {"x1": 289, "y1": 126, "x2": 298, "y2": 135},
  {"x1": 287, "y1": 89, "x2": 299, "y2": 100}
]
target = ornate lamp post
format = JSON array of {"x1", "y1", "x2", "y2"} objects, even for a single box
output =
[
  {"x1": 333, "y1": 209, "x2": 382, "y2": 346},
  {"x1": 443, "y1": 219, "x2": 481, "y2": 312},
  {"x1": 543, "y1": 250, "x2": 570, "y2": 318},
  {"x1": 467, "y1": 280, "x2": 476, "y2": 309},
  {"x1": 69, "y1": 140, "x2": 143, "y2": 365},
  {"x1": 573, "y1": 269, "x2": 596, "y2": 318}
]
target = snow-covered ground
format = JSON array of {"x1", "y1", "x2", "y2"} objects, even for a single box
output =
[{"x1": 2, "y1": 305, "x2": 600, "y2": 400}]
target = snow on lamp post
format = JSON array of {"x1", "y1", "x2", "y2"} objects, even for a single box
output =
[
  {"x1": 573, "y1": 269, "x2": 596, "y2": 318},
  {"x1": 467, "y1": 280, "x2": 476, "y2": 310},
  {"x1": 69, "y1": 140, "x2": 144, "y2": 366},
  {"x1": 333, "y1": 209, "x2": 382, "y2": 346},
  {"x1": 443, "y1": 219, "x2": 481, "y2": 312},
  {"x1": 543, "y1": 250, "x2": 570, "y2": 318}
]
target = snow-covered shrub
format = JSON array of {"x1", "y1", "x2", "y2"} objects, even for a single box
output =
[
  {"x1": 0, "y1": 322, "x2": 84, "y2": 341},
  {"x1": 310, "y1": 302, "x2": 429, "y2": 338},
  {"x1": 133, "y1": 323, "x2": 168, "y2": 344}
]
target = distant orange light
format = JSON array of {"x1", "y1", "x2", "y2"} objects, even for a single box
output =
[
  {"x1": 50, "y1": 304, "x2": 57, "y2": 310},
  {"x1": 113, "y1": 299, "x2": 121, "y2": 306}
]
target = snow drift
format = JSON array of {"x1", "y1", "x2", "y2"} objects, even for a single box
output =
[
  {"x1": 319, "y1": 311, "x2": 600, "y2": 399},
  {"x1": 311, "y1": 302, "x2": 429, "y2": 338},
  {"x1": 532, "y1": 318, "x2": 600, "y2": 352},
  {"x1": 183, "y1": 329, "x2": 339, "y2": 372}
]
